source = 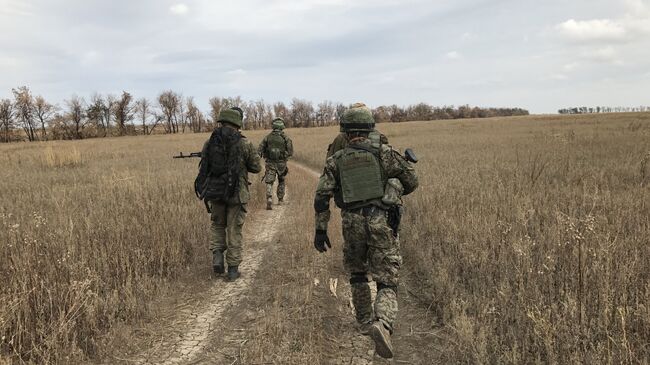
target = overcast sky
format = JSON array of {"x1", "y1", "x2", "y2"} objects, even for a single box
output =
[{"x1": 1, "y1": 0, "x2": 649, "y2": 113}]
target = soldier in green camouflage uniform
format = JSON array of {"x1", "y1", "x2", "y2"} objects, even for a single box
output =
[
  {"x1": 258, "y1": 117, "x2": 293, "y2": 210},
  {"x1": 313, "y1": 104, "x2": 418, "y2": 359},
  {"x1": 198, "y1": 107, "x2": 261, "y2": 281}
]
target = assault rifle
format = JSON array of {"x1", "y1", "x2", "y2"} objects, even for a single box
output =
[{"x1": 173, "y1": 152, "x2": 202, "y2": 159}]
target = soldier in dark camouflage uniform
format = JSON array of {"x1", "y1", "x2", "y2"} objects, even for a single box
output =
[
  {"x1": 258, "y1": 117, "x2": 293, "y2": 210},
  {"x1": 313, "y1": 103, "x2": 418, "y2": 359},
  {"x1": 198, "y1": 108, "x2": 261, "y2": 281}
]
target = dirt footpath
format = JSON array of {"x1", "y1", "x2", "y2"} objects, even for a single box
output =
[{"x1": 112, "y1": 162, "x2": 440, "y2": 364}]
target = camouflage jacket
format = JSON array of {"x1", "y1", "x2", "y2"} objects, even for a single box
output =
[
  {"x1": 314, "y1": 138, "x2": 418, "y2": 231},
  {"x1": 201, "y1": 130, "x2": 261, "y2": 204},
  {"x1": 258, "y1": 130, "x2": 294, "y2": 161}
]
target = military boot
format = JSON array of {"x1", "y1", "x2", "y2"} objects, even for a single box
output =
[
  {"x1": 370, "y1": 321, "x2": 394, "y2": 359},
  {"x1": 266, "y1": 198, "x2": 273, "y2": 210},
  {"x1": 227, "y1": 266, "x2": 240, "y2": 281},
  {"x1": 357, "y1": 320, "x2": 374, "y2": 336},
  {"x1": 212, "y1": 250, "x2": 224, "y2": 274}
]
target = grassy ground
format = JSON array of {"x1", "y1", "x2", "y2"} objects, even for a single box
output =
[
  {"x1": 2, "y1": 113, "x2": 649, "y2": 363},
  {"x1": 291, "y1": 113, "x2": 650, "y2": 364}
]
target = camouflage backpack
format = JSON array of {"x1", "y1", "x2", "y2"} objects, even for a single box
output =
[
  {"x1": 265, "y1": 132, "x2": 288, "y2": 161},
  {"x1": 195, "y1": 127, "x2": 242, "y2": 202}
]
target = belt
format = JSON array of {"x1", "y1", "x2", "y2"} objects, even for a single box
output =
[{"x1": 349, "y1": 205, "x2": 385, "y2": 217}]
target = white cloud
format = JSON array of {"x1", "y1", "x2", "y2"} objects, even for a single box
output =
[
  {"x1": 563, "y1": 62, "x2": 579, "y2": 71},
  {"x1": 556, "y1": 19, "x2": 627, "y2": 42},
  {"x1": 169, "y1": 3, "x2": 189, "y2": 15},
  {"x1": 446, "y1": 51, "x2": 461, "y2": 60},
  {"x1": 582, "y1": 46, "x2": 623, "y2": 65}
]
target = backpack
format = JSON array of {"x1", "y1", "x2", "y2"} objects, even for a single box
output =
[
  {"x1": 195, "y1": 127, "x2": 242, "y2": 203},
  {"x1": 266, "y1": 132, "x2": 287, "y2": 161}
]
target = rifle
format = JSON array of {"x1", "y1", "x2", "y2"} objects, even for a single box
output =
[{"x1": 173, "y1": 152, "x2": 202, "y2": 159}]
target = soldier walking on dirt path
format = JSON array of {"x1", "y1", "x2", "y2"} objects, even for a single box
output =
[
  {"x1": 258, "y1": 117, "x2": 293, "y2": 210},
  {"x1": 195, "y1": 107, "x2": 261, "y2": 281},
  {"x1": 313, "y1": 103, "x2": 418, "y2": 359}
]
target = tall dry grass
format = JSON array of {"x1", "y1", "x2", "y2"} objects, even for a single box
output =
[
  {"x1": 2, "y1": 113, "x2": 649, "y2": 363},
  {"x1": 291, "y1": 113, "x2": 650, "y2": 364},
  {"x1": 0, "y1": 133, "x2": 267, "y2": 363}
]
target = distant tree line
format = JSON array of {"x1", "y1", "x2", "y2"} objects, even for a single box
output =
[
  {"x1": 0, "y1": 86, "x2": 529, "y2": 142},
  {"x1": 558, "y1": 106, "x2": 650, "y2": 114}
]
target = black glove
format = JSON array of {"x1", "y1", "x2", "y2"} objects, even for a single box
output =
[{"x1": 314, "y1": 229, "x2": 331, "y2": 253}]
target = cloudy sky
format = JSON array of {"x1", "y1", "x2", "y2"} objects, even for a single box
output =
[{"x1": 1, "y1": 0, "x2": 649, "y2": 113}]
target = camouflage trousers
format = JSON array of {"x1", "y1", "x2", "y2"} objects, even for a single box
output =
[
  {"x1": 209, "y1": 201, "x2": 248, "y2": 267},
  {"x1": 342, "y1": 207, "x2": 401, "y2": 332},
  {"x1": 263, "y1": 160, "x2": 288, "y2": 200}
]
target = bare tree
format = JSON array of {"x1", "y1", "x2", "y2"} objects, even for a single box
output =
[
  {"x1": 209, "y1": 97, "x2": 225, "y2": 124},
  {"x1": 290, "y1": 98, "x2": 314, "y2": 128},
  {"x1": 186, "y1": 97, "x2": 203, "y2": 133},
  {"x1": 12, "y1": 86, "x2": 37, "y2": 141},
  {"x1": 177, "y1": 95, "x2": 187, "y2": 133},
  {"x1": 33, "y1": 95, "x2": 56, "y2": 140},
  {"x1": 87, "y1": 93, "x2": 112, "y2": 137},
  {"x1": 65, "y1": 95, "x2": 87, "y2": 139},
  {"x1": 135, "y1": 97, "x2": 153, "y2": 135},
  {"x1": 158, "y1": 90, "x2": 181, "y2": 133},
  {"x1": 112, "y1": 91, "x2": 135, "y2": 135},
  {"x1": 273, "y1": 101, "x2": 291, "y2": 127},
  {"x1": 316, "y1": 100, "x2": 335, "y2": 127},
  {"x1": 0, "y1": 99, "x2": 14, "y2": 143}
]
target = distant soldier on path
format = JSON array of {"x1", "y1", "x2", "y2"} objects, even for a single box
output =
[
  {"x1": 313, "y1": 103, "x2": 418, "y2": 359},
  {"x1": 195, "y1": 107, "x2": 261, "y2": 281},
  {"x1": 258, "y1": 117, "x2": 293, "y2": 210}
]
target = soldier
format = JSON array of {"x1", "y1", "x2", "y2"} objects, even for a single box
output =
[
  {"x1": 195, "y1": 107, "x2": 261, "y2": 281},
  {"x1": 258, "y1": 117, "x2": 293, "y2": 210},
  {"x1": 313, "y1": 104, "x2": 418, "y2": 358},
  {"x1": 326, "y1": 103, "x2": 388, "y2": 158}
]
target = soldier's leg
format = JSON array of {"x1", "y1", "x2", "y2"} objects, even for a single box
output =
[
  {"x1": 277, "y1": 162, "x2": 287, "y2": 201},
  {"x1": 264, "y1": 162, "x2": 277, "y2": 209},
  {"x1": 342, "y1": 211, "x2": 373, "y2": 326},
  {"x1": 224, "y1": 203, "x2": 247, "y2": 268},
  {"x1": 210, "y1": 202, "x2": 228, "y2": 273},
  {"x1": 367, "y1": 210, "x2": 401, "y2": 333},
  {"x1": 210, "y1": 202, "x2": 228, "y2": 252}
]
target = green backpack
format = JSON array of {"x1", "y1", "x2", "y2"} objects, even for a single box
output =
[
  {"x1": 336, "y1": 145, "x2": 385, "y2": 206},
  {"x1": 266, "y1": 132, "x2": 287, "y2": 161}
]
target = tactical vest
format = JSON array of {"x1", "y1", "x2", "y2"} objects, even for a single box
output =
[
  {"x1": 266, "y1": 132, "x2": 287, "y2": 161},
  {"x1": 335, "y1": 145, "x2": 385, "y2": 208}
]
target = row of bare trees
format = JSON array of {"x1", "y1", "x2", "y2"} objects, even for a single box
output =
[
  {"x1": 558, "y1": 106, "x2": 650, "y2": 114},
  {"x1": 0, "y1": 86, "x2": 530, "y2": 142}
]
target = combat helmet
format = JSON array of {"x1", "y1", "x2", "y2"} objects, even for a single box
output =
[
  {"x1": 272, "y1": 117, "x2": 285, "y2": 130},
  {"x1": 340, "y1": 102, "x2": 374, "y2": 132},
  {"x1": 218, "y1": 107, "x2": 243, "y2": 128}
]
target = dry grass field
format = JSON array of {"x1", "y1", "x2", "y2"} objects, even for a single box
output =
[{"x1": 1, "y1": 113, "x2": 649, "y2": 364}]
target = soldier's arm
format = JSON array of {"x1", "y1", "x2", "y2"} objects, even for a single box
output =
[
  {"x1": 314, "y1": 158, "x2": 337, "y2": 231},
  {"x1": 245, "y1": 141, "x2": 262, "y2": 174},
  {"x1": 286, "y1": 136, "x2": 294, "y2": 158},
  {"x1": 383, "y1": 147, "x2": 418, "y2": 195},
  {"x1": 326, "y1": 133, "x2": 347, "y2": 158},
  {"x1": 257, "y1": 136, "x2": 267, "y2": 157}
]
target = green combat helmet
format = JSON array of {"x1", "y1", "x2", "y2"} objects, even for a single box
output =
[
  {"x1": 218, "y1": 107, "x2": 243, "y2": 128},
  {"x1": 272, "y1": 117, "x2": 285, "y2": 130},
  {"x1": 340, "y1": 102, "x2": 375, "y2": 132}
]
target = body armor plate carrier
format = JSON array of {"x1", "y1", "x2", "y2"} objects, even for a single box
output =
[{"x1": 337, "y1": 145, "x2": 385, "y2": 205}]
